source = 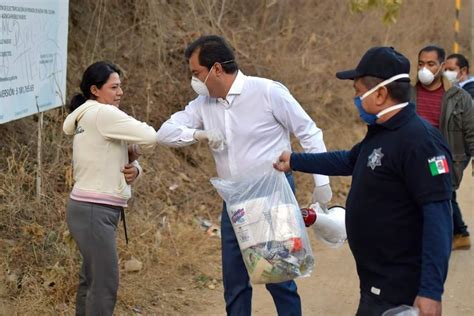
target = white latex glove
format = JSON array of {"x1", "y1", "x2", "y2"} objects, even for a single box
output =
[
  {"x1": 194, "y1": 129, "x2": 226, "y2": 151},
  {"x1": 312, "y1": 184, "x2": 332, "y2": 207}
]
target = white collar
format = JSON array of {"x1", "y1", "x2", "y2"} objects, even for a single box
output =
[
  {"x1": 227, "y1": 70, "x2": 246, "y2": 96},
  {"x1": 459, "y1": 76, "x2": 474, "y2": 88},
  {"x1": 217, "y1": 71, "x2": 246, "y2": 107}
]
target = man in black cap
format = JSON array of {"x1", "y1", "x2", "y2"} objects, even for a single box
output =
[{"x1": 274, "y1": 47, "x2": 453, "y2": 316}]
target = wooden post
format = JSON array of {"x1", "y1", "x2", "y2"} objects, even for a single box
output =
[
  {"x1": 35, "y1": 96, "x2": 43, "y2": 201},
  {"x1": 471, "y1": 0, "x2": 474, "y2": 62},
  {"x1": 454, "y1": 0, "x2": 461, "y2": 53}
]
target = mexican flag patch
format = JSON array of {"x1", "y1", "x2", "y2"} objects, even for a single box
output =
[{"x1": 428, "y1": 156, "x2": 449, "y2": 176}]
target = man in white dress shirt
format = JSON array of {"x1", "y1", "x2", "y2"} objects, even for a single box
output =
[{"x1": 156, "y1": 35, "x2": 332, "y2": 316}]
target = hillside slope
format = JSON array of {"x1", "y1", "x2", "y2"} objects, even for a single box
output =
[{"x1": 0, "y1": 1, "x2": 470, "y2": 314}]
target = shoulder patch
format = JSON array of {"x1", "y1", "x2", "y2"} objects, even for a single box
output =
[{"x1": 428, "y1": 156, "x2": 449, "y2": 176}]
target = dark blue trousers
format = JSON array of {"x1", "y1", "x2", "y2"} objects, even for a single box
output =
[
  {"x1": 355, "y1": 292, "x2": 398, "y2": 316},
  {"x1": 452, "y1": 158, "x2": 470, "y2": 236},
  {"x1": 220, "y1": 173, "x2": 301, "y2": 316},
  {"x1": 452, "y1": 191, "x2": 468, "y2": 235}
]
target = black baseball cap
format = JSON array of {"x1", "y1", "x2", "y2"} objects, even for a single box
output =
[{"x1": 336, "y1": 47, "x2": 410, "y2": 81}]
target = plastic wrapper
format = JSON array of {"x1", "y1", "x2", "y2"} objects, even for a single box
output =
[
  {"x1": 309, "y1": 203, "x2": 347, "y2": 248},
  {"x1": 382, "y1": 305, "x2": 419, "y2": 316},
  {"x1": 211, "y1": 163, "x2": 314, "y2": 284}
]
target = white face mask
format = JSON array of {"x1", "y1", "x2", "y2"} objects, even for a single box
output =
[
  {"x1": 443, "y1": 70, "x2": 459, "y2": 84},
  {"x1": 191, "y1": 76, "x2": 209, "y2": 96},
  {"x1": 418, "y1": 67, "x2": 435, "y2": 86},
  {"x1": 190, "y1": 65, "x2": 214, "y2": 96},
  {"x1": 418, "y1": 65, "x2": 442, "y2": 86}
]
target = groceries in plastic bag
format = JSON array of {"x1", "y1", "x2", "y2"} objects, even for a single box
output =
[
  {"x1": 308, "y1": 203, "x2": 347, "y2": 248},
  {"x1": 210, "y1": 164, "x2": 314, "y2": 284}
]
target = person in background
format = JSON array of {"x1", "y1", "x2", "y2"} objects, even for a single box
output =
[
  {"x1": 156, "y1": 35, "x2": 332, "y2": 316},
  {"x1": 275, "y1": 46, "x2": 453, "y2": 316},
  {"x1": 445, "y1": 53, "x2": 474, "y2": 98},
  {"x1": 412, "y1": 45, "x2": 474, "y2": 250},
  {"x1": 63, "y1": 61, "x2": 157, "y2": 316}
]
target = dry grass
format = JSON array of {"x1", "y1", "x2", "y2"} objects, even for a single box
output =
[{"x1": 0, "y1": 0, "x2": 470, "y2": 314}]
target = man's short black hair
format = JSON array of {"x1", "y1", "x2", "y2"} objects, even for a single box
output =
[
  {"x1": 185, "y1": 35, "x2": 238, "y2": 74},
  {"x1": 447, "y1": 53, "x2": 470, "y2": 72},
  {"x1": 360, "y1": 76, "x2": 411, "y2": 103},
  {"x1": 418, "y1": 45, "x2": 446, "y2": 63}
]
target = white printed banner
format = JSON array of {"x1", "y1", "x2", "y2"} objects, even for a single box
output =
[{"x1": 0, "y1": 0, "x2": 69, "y2": 124}]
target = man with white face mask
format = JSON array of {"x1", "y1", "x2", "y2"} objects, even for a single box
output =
[
  {"x1": 156, "y1": 35, "x2": 331, "y2": 316},
  {"x1": 445, "y1": 53, "x2": 474, "y2": 98},
  {"x1": 274, "y1": 46, "x2": 453, "y2": 316},
  {"x1": 411, "y1": 45, "x2": 474, "y2": 251}
]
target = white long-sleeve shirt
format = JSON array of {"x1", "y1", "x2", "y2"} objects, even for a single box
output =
[{"x1": 156, "y1": 71, "x2": 329, "y2": 186}]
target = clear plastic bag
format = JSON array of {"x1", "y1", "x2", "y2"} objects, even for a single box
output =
[
  {"x1": 210, "y1": 163, "x2": 314, "y2": 284},
  {"x1": 382, "y1": 305, "x2": 419, "y2": 316}
]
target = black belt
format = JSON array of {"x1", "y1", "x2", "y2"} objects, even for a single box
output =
[
  {"x1": 121, "y1": 208, "x2": 128, "y2": 244},
  {"x1": 102, "y1": 203, "x2": 128, "y2": 244},
  {"x1": 84, "y1": 201, "x2": 129, "y2": 244}
]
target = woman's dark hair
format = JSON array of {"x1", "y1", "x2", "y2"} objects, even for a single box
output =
[
  {"x1": 184, "y1": 35, "x2": 238, "y2": 74},
  {"x1": 68, "y1": 61, "x2": 122, "y2": 112}
]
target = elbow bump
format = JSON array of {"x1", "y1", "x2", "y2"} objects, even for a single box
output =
[{"x1": 144, "y1": 132, "x2": 158, "y2": 145}]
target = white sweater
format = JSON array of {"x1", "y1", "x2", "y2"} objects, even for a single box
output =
[{"x1": 63, "y1": 100, "x2": 157, "y2": 207}]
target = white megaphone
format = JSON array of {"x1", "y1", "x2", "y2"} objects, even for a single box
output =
[{"x1": 310, "y1": 203, "x2": 347, "y2": 248}]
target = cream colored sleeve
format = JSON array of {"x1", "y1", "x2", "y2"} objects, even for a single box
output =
[
  {"x1": 96, "y1": 105, "x2": 157, "y2": 148},
  {"x1": 63, "y1": 114, "x2": 77, "y2": 135}
]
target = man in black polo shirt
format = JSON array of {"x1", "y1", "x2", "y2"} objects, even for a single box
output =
[{"x1": 274, "y1": 47, "x2": 453, "y2": 316}]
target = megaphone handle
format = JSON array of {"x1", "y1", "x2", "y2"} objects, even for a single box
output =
[{"x1": 320, "y1": 203, "x2": 329, "y2": 214}]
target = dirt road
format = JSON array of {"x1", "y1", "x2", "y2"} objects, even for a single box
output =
[{"x1": 202, "y1": 170, "x2": 473, "y2": 315}]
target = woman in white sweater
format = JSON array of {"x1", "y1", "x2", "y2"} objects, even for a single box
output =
[{"x1": 63, "y1": 61, "x2": 156, "y2": 316}]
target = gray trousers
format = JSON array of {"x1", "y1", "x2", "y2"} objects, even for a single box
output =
[{"x1": 66, "y1": 198, "x2": 122, "y2": 316}]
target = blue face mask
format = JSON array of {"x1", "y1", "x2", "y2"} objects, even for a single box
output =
[
  {"x1": 353, "y1": 73, "x2": 410, "y2": 125},
  {"x1": 353, "y1": 96, "x2": 378, "y2": 125}
]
